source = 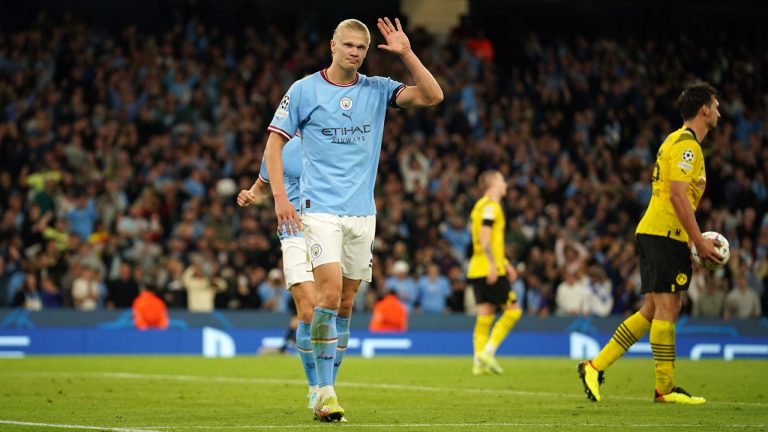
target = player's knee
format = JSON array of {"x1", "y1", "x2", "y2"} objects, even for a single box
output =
[
  {"x1": 655, "y1": 297, "x2": 682, "y2": 319},
  {"x1": 318, "y1": 291, "x2": 342, "y2": 310},
  {"x1": 298, "y1": 304, "x2": 314, "y2": 323}
]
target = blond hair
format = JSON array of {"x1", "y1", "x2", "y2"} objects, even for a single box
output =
[
  {"x1": 333, "y1": 19, "x2": 371, "y2": 45},
  {"x1": 478, "y1": 170, "x2": 501, "y2": 192}
]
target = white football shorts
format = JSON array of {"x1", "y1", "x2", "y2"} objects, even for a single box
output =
[
  {"x1": 280, "y1": 236, "x2": 314, "y2": 289},
  {"x1": 301, "y1": 213, "x2": 375, "y2": 282}
]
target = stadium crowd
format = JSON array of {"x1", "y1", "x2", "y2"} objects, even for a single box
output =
[{"x1": 0, "y1": 11, "x2": 766, "y2": 319}]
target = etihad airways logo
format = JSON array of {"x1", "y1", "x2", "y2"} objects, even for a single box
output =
[
  {"x1": 322, "y1": 125, "x2": 372, "y2": 143},
  {"x1": 322, "y1": 111, "x2": 372, "y2": 143}
]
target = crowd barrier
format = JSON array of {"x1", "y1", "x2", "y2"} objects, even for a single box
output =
[{"x1": 1, "y1": 309, "x2": 766, "y2": 360}]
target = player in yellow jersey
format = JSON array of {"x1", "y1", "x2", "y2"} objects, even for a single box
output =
[
  {"x1": 578, "y1": 82, "x2": 724, "y2": 404},
  {"x1": 467, "y1": 170, "x2": 521, "y2": 375}
]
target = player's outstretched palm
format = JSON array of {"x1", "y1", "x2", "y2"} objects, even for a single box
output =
[{"x1": 377, "y1": 17, "x2": 411, "y2": 56}]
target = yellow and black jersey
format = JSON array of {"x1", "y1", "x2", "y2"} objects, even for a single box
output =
[
  {"x1": 636, "y1": 126, "x2": 706, "y2": 243},
  {"x1": 468, "y1": 196, "x2": 508, "y2": 278}
]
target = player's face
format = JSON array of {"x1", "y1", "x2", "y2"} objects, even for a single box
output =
[
  {"x1": 704, "y1": 97, "x2": 720, "y2": 130},
  {"x1": 331, "y1": 29, "x2": 369, "y2": 71},
  {"x1": 494, "y1": 173, "x2": 508, "y2": 195}
]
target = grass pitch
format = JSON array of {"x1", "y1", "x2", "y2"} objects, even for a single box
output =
[{"x1": 1, "y1": 356, "x2": 766, "y2": 431}]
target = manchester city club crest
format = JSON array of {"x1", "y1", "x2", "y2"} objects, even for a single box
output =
[
  {"x1": 340, "y1": 96, "x2": 353, "y2": 110},
  {"x1": 310, "y1": 243, "x2": 322, "y2": 259}
]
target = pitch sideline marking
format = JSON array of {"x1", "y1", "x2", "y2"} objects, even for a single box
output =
[
  {"x1": 1, "y1": 420, "x2": 766, "y2": 430},
  {"x1": 84, "y1": 422, "x2": 768, "y2": 430},
  {"x1": 12, "y1": 371, "x2": 767, "y2": 409},
  {"x1": 0, "y1": 420, "x2": 162, "y2": 432}
]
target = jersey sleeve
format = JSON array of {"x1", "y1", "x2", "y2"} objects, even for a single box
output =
[
  {"x1": 258, "y1": 159, "x2": 269, "y2": 183},
  {"x1": 668, "y1": 139, "x2": 702, "y2": 183},
  {"x1": 481, "y1": 203, "x2": 496, "y2": 226},
  {"x1": 384, "y1": 77, "x2": 406, "y2": 109},
  {"x1": 267, "y1": 81, "x2": 303, "y2": 140}
]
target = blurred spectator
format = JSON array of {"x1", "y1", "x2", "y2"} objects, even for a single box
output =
[
  {"x1": 40, "y1": 275, "x2": 63, "y2": 308},
  {"x1": 10, "y1": 273, "x2": 42, "y2": 310},
  {"x1": 106, "y1": 262, "x2": 140, "y2": 309},
  {"x1": 161, "y1": 257, "x2": 188, "y2": 309},
  {"x1": 384, "y1": 261, "x2": 418, "y2": 312},
  {"x1": 725, "y1": 275, "x2": 762, "y2": 319},
  {"x1": 692, "y1": 282, "x2": 726, "y2": 318},
  {"x1": 0, "y1": 256, "x2": 10, "y2": 306},
  {"x1": 466, "y1": 30, "x2": 494, "y2": 63},
  {"x1": 416, "y1": 263, "x2": 451, "y2": 314},
  {"x1": 369, "y1": 290, "x2": 409, "y2": 332},
  {"x1": 440, "y1": 216, "x2": 472, "y2": 265},
  {"x1": 132, "y1": 282, "x2": 169, "y2": 330},
  {"x1": 555, "y1": 271, "x2": 590, "y2": 316},
  {"x1": 182, "y1": 256, "x2": 227, "y2": 312},
  {"x1": 258, "y1": 268, "x2": 291, "y2": 312},
  {"x1": 587, "y1": 266, "x2": 613, "y2": 317},
  {"x1": 399, "y1": 146, "x2": 430, "y2": 194},
  {"x1": 65, "y1": 193, "x2": 96, "y2": 242},
  {"x1": 445, "y1": 265, "x2": 469, "y2": 313},
  {"x1": 555, "y1": 233, "x2": 590, "y2": 277},
  {"x1": 71, "y1": 264, "x2": 103, "y2": 310}
]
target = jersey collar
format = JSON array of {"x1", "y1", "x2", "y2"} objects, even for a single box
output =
[
  {"x1": 683, "y1": 126, "x2": 700, "y2": 143},
  {"x1": 321, "y1": 69, "x2": 359, "y2": 87}
]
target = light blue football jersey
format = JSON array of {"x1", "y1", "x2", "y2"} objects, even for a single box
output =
[
  {"x1": 268, "y1": 69, "x2": 405, "y2": 216},
  {"x1": 260, "y1": 136, "x2": 303, "y2": 239}
]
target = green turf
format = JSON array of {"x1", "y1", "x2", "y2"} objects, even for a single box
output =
[{"x1": 1, "y1": 356, "x2": 766, "y2": 431}]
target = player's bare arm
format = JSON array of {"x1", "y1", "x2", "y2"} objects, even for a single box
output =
[
  {"x1": 236, "y1": 177, "x2": 269, "y2": 207},
  {"x1": 264, "y1": 132, "x2": 301, "y2": 235},
  {"x1": 505, "y1": 261, "x2": 518, "y2": 282},
  {"x1": 376, "y1": 17, "x2": 443, "y2": 108},
  {"x1": 669, "y1": 180, "x2": 722, "y2": 264}
]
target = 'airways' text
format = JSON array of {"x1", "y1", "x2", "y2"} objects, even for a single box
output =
[{"x1": 332, "y1": 136, "x2": 367, "y2": 143}]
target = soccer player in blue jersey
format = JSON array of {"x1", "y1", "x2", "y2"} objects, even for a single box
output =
[
  {"x1": 237, "y1": 136, "x2": 321, "y2": 414},
  {"x1": 264, "y1": 17, "x2": 443, "y2": 422}
]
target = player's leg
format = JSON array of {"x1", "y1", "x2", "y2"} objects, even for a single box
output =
[
  {"x1": 650, "y1": 292, "x2": 681, "y2": 396},
  {"x1": 282, "y1": 236, "x2": 320, "y2": 410},
  {"x1": 579, "y1": 235, "x2": 656, "y2": 402},
  {"x1": 470, "y1": 278, "x2": 495, "y2": 375},
  {"x1": 318, "y1": 214, "x2": 374, "y2": 421},
  {"x1": 647, "y1": 236, "x2": 704, "y2": 404},
  {"x1": 592, "y1": 296, "x2": 654, "y2": 372},
  {"x1": 482, "y1": 289, "x2": 521, "y2": 372},
  {"x1": 303, "y1": 213, "x2": 345, "y2": 421},
  {"x1": 335, "y1": 278, "x2": 359, "y2": 384},
  {"x1": 279, "y1": 315, "x2": 298, "y2": 353},
  {"x1": 290, "y1": 282, "x2": 320, "y2": 408},
  {"x1": 476, "y1": 279, "x2": 519, "y2": 374},
  {"x1": 579, "y1": 296, "x2": 653, "y2": 402},
  {"x1": 651, "y1": 292, "x2": 704, "y2": 404}
]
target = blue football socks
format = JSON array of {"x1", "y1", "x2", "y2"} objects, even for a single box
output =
[
  {"x1": 311, "y1": 307, "x2": 338, "y2": 388},
  {"x1": 333, "y1": 316, "x2": 350, "y2": 384},
  {"x1": 297, "y1": 320, "x2": 318, "y2": 387}
]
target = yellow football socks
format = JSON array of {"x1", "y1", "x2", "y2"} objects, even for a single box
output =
[
  {"x1": 592, "y1": 312, "x2": 651, "y2": 371},
  {"x1": 473, "y1": 314, "x2": 494, "y2": 357},
  {"x1": 486, "y1": 308, "x2": 522, "y2": 353},
  {"x1": 651, "y1": 319, "x2": 676, "y2": 394}
]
